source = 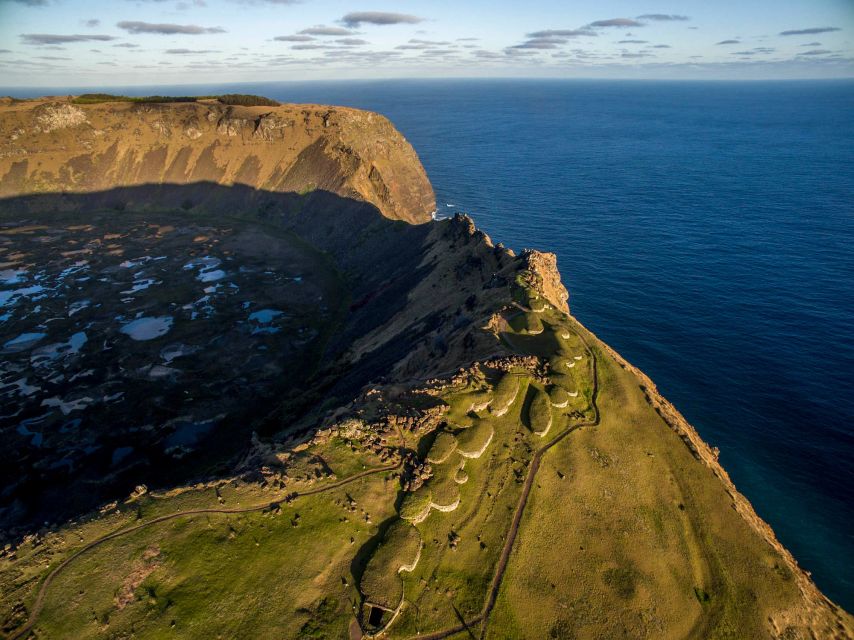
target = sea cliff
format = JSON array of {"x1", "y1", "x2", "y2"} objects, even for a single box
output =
[
  {"x1": 0, "y1": 97, "x2": 434, "y2": 224},
  {"x1": 0, "y1": 97, "x2": 850, "y2": 640}
]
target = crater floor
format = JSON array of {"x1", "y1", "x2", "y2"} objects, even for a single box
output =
[{"x1": 1, "y1": 213, "x2": 346, "y2": 529}]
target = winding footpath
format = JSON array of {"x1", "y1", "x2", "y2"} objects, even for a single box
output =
[{"x1": 6, "y1": 462, "x2": 400, "y2": 640}]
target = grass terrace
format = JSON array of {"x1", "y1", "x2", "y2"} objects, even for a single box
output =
[{"x1": 0, "y1": 267, "x2": 804, "y2": 640}]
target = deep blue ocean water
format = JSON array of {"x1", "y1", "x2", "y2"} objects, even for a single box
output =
[{"x1": 6, "y1": 79, "x2": 854, "y2": 609}]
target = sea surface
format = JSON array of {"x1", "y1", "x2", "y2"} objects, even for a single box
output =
[{"x1": 6, "y1": 79, "x2": 854, "y2": 609}]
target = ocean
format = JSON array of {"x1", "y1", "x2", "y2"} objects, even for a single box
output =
[{"x1": 6, "y1": 78, "x2": 854, "y2": 609}]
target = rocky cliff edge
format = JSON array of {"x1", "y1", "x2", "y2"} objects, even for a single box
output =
[{"x1": 0, "y1": 97, "x2": 435, "y2": 225}]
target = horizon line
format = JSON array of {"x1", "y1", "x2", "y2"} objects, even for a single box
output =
[{"x1": 3, "y1": 75, "x2": 854, "y2": 93}]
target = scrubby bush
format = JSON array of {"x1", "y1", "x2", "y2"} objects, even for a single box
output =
[
  {"x1": 217, "y1": 94, "x2": 280, "y2": 107},
  {"x1": 71, "y1": 93, "x2": 120, "y2": 104},
  {"x1": 529, "y1": 296, "x2": 546, "y2": 312},
  {"x1": 399, "y1": 490, "x2": 432, "y2": 522},
  {"x1": 456, "y1": 422, "x2": 494, "y2": 458},
  {"x1": 423, "y1": 468, "x2": 461, "y2": 507},
  {"x1": 527, "y1": 387, "x2": 552, "y2": 435},
  {"x1": 489, "y1": 374, "x2": 520, "y2": 417},
  {"x1": 509, "y1": 312, "x2": 543, "y2": 335},
  {"x1": 426, "y1": 431, "x2": 457, "y2": 463},
  {"x1": 465, "y1": 390, "x2": 492, "y2": 414},
  {"x1": 71, "y1": 93, "x2": 279, "y2": 106},
  {"x1": 72, "y1": 94, "x2": 203, "y2": 104},
  {"x1": 549, "y1": 385, "x2": 570, "y2": 408},
  {"x1": 359, "y1": 520, "x2": 422, "y2": 610}
]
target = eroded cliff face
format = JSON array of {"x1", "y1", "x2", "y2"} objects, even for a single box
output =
[{"x1": 0, "y1": 97, "x2": 435, "y2": 224}]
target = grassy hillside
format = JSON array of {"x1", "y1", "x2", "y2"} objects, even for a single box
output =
[{"x1": 3, "y1": 281, "x2": 847, "y2": 639}]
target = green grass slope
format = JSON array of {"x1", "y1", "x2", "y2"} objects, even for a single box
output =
[{"x1": 0, "y1": 268, "x2": 849, "y2": 640}]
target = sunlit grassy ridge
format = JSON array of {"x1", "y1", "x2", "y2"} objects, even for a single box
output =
[
  {"x1": 0, "y1": 265, "x2": 847, "y2": 639},
  {"x1": 1, "y1": 434, "x2": 401, "y2": 638},
  {"x1": 0, "y1": 277, "x2": 598, "y2": 639}
]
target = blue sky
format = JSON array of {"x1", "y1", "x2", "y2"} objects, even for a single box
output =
[{"x1": 0, "y1": 0, "x2": 852, "y2": 86}]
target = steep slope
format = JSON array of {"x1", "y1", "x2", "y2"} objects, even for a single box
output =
[
  {"x1": 0, "y1": 97, "x2": 435, "y2": 224},
  {"x1": 0, "y1": 98, "x2": 850, "y2": 640}
]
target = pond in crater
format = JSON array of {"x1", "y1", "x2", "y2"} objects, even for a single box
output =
[
  {"x1": 120, "y1": 316, "x2": 174, "y2": 341},
  {"x1": 0, "y1": 212, "x2": 344, "y2": 529}
]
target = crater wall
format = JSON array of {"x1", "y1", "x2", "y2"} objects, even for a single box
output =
[{"x1": 0, "y1": 98, "x2": 435, "y2": 225}]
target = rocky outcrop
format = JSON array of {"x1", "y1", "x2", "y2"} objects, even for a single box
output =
[
  {"x1": 520, "y1": 249, "x2": 570, "y2": 314},
  {"x1": 0, "y1": 97, "x2": 435, "y2": 224},
  {"x1": 32, "y1": 103, "x2": 87, "y2": 133}
]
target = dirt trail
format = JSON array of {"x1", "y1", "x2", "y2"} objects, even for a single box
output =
[{"x1": 6, "y1": 462, "x2": 399, "y2": 640}]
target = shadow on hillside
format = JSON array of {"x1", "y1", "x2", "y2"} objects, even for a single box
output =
[
  {"x1": 0, "y1": 181, "x2": 422, "y2": 254},
  {"x1": 0, "y1": 183, "x2": 436, "y2": 538}
]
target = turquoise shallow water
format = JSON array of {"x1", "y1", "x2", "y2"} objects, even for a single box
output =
[{"x1": 6, "y1": 79, "x2": 854, "y2": 609}]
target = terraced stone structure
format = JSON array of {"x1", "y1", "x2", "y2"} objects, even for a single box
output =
[{"x1": 0, "y1": 97, "x2": 851, "y2": 640}]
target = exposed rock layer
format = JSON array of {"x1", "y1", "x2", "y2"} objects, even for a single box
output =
[{"x1": 0, "y1": 98, "x2": 435, "y2": 224}]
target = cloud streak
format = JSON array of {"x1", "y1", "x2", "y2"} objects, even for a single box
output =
[
  {"x1": 779, "y1": 27, "x2": 840, "y2": 36},
  {"x1": 527, "y1": 29, "x2": 594, "y2": 38},
  {"x1": 165, "y1": 48, "x2": 216, "y2": 54},
  {"x1": 730, "y1": 46, "x2": 775, "y2": 56},
  {"x1": 299, "y1": 26, "x2": 354, "y2": 36},
  {"x1": 511, "y1": 38, "x2": 564, "y2": 50},
  {"x1": 20, "y1": 33, "x2": 117, "y2": 44},
  {"x1": 340, "y1": 12, "x2": 423, "y2": 28},
  {"x1": 116, "y1": 21, "x2": 226, "y2": 35},
  {"x1": 637, "y1": 14, "x2": 689, "y2": 21},
  {"x1": 274, "y1": 35, "x2": 315, "y2": 42},
  {"x1": 589, "y1": 18, "x2": 643, "y2": 28},
  {"x1": 337, "y1": 38, "x2": 368, "y2": 46}
]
